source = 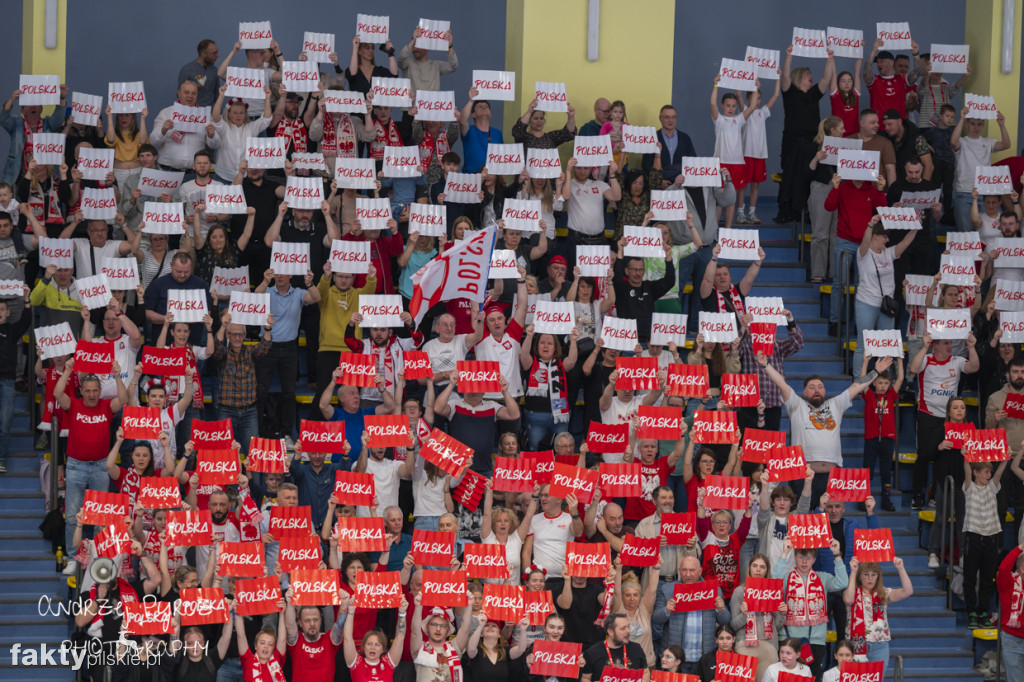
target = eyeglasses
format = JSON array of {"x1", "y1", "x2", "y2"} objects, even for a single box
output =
[
  {"x1": 227, "y1": 332, "x2": 246, "y2": 338},
  {"x1": 626, "y1": 267, "x2": 644, "y2": 273}
]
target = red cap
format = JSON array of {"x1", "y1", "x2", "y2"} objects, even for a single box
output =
[
  {"x1": 484, "y1": 304, "x2": 506, "y2": 318},
  {"x1": 549, "y1": 255, "x2": 567, "y2": 267}
]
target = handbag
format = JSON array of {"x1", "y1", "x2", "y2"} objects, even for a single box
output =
[{"x1": 873, "y1": 253, "x2": 898, "y2": 318}]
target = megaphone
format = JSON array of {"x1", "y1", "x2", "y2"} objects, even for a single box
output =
[{"x1": 89, "y1": 557, "x2": 117, "y2": 585}]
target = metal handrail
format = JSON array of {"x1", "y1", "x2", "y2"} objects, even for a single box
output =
[
  {"x1": 997, "y1": 629, "x2": 1003, "y2": 681},
  {"x1": 27, "y1": 318, "x2": 37, "y2": 431},
  {"x1": 837, "y1": 250, "x2": 853, "y2": 369},
  {"x1": 893, "y1": 653, "x2": 905, "y2": 682},
  {"x1": 937, "y1": 474, "x2": 956, "y2": 610},
  {"x1": 49, "y1": 415, "x2": 58, "y2": 513},
  {"x1": 797, "y1": 209, "x2": 807, "y2": 264}
]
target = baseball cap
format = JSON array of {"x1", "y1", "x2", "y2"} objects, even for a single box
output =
[
  {"x1": 881, "y1": 109, "x2": 902, "y2": 121},
  {"x1": 876, "y1": 50, "x2": 895, "y2": 61},
  {"x1": 285, "y1": 91, "x2": 303, "y2": 102},
  {"x1": 549, "y1": 255, "x2": 567, "y2": 267}
]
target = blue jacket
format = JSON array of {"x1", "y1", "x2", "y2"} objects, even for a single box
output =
[
  {"x1": 641, "y1": 128, "x2": 697, "y2": 184},
  {"x1": 651, "y1": 581, "x2": 731, "y2": 660},
  {"x1": 0, "y1": 106, "x2": 67, "y2": 185},
  {"x1": 813, "y1": 511, "x2": 880, "y2": 573}
]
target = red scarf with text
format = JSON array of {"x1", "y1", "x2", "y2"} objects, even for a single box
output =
[
  {"x1": 418, "y1": 127, "x2": 451, "y2": 173},
  {"x1": 715, "y1": 285, "x2": 745, "y2": 316},
  {"x1": 370, "y1": 117, "x2": 402, "y2": 160},
  {"x1": 847, "y1": 587, "x2": 886, "y2": 655},
  {"x1": 275, "y1": 116, "x2": 308, "y2": 153}
]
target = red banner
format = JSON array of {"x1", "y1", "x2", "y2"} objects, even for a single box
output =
[
  {"x1": 363, "y1": 414, "x2": 411, "y2": 448},
  {"x1": 402, "y1": 350, "x2": 433, "y2": 380},
  {"x1": 767, "y1": 445, "x2": 807, "y2": 482},
  {"x1": 140, "y1": 346, "x2": 187, "y2": 376},
  {"x1": 123, "y1": 600, "x2": 173, "y2": 635},
  {"x1": 457, "y1": 360, "x2": 502, "y2": 393},
  {"x1": 290, "y1": 569, "x2": 340, "y2": 606},
  {"x1": 279, "y1": 535, "x2": 323, "y2": 572},
  {"x1": 235, "y1": 576, "x2": 283, "y2": 616},
  {"x1": 565, "y1": 541, "x2": 609, "y2": 578},
  {"x1": 412, "y1": 529, "x2": 456, "y2": 567},
  {"x1": 420, "y1": 428, "x2": 473, "y2": 477},
  {"x1": 522, "y1": 450, "x2": 554, "y2": 484},
  {"x1": 464, "y1": 542, "x2": 508, "y2": 580},
  {"x1": 599, "y1": 462, "x2": 642, "y2": 498},
  {"x1": 81, "y1": 490, "x2": 130, "y2": 526},
  {"x1": 702, "y1": 474, "x2": 750, "y2": 510},
  {"x1": 788, "y1": 513, "x2": 833, "y2": 549},
  {"x1": 337, "y1": 353, "x2": 377, "y2": 387},
  {"x1": 600, "y1": 668, "x2": 644, "y2": 682},
  {"x1": 179, "y1": 587, "x2": 230, "y2": 626},
  {"x1": 744, "y1": 577, "x2": 784, "y2": 612},
  {"x1": 483, "y1": 583, "x2": 524, "y2": 622},
  {"x1": 637, "y1": 404, "x2": 683, "y2": 440},
  {"x1": 530, "y1": 640, "x2": 581, "y2": 679},
  {"x1": 672, "y1": 579, "x2": 719, "y2": 612},
  {"x1": 653, "y1": 673, "x2": 701, "y2": 682},
  {"x1": 246, "y1": 438, "x2": 287, "y2": 474},
  {"x1": 693, "y1": 410, "x2": 739, "y2": 444},
  {"x1": 452, "y1": 469, "x2": 487, "y2": 511},
  {"x1": 616, "y1": 356, "x2": 659, "y2": 390},
  {"x1": 749, "y1": 322, "x2": 776, "y2": 356},
  {"x1": 523, "y1": 589, "x2": 555, "y2": 626},
  {"x1": 166, "y1": 509, "x2": 213, "y2": 547},
  {"x1": 299, "y1": 419, "x2": 347, "y2": 453},
  {"x1": 853, "y1": 528, "x2": 895, "y2": 562},
  {"x1": 721, "y1": 373, "x2": 760, "y2": 408},
  {"x1": 333, "y1": 471, "x2": 375, "y2": 506},
  {"x1": 218, "y1": 541, "x2": 265, "y2": 577},
  {"x1": 197, "y1": 449, "x2": 240, "y2": 486},
  {"x1": 839, "y1": 661, "x2": 884, "y2": 682},
  {"x1": 122, "y1": 405, "x2": 161, "y2": 439},
  {"x1": 742, "y1": 428, "x2": 786, "y2": 464},
  {"x1": 94, "y1": 523, "x2": 132, "y2": 559},
  {"x1": 137, "y1": 476, "x2": 181, "y2": 509},
  {"x1": 74, "y1": 339, "x2": 114, "y2": 374},
  {"x1": 660, "y1": 512, "x2": 697, "y2": 545},
  {"x1": 354, "y1": 571, "x2": 403, "y2": 608},
  {"x1": 716, "y1": 650, "x2": 758, "y2": 682},
  {"x1": 1005, "y1": 394, "x2": 1024, "y2": 419},
  {"x1": 585, "y1": 422, "x2": 629, "y2": 453},
  {"x1": 422, "y1": 569, "x2": 469, "y2": 607},
  {"x1": 333, "y1": 516, "x2": 386, "y2": 552},
  {"x1": 549, "y1": 462, "x2": 600, "y2": 504},
  {"x1": 944, "y1": 422, "x2": 976, "y2": 449},
  {"x1": 619, "y1": 536, "x2": 661, "y2": 567},
  {"x1": 270, "y1": 506, "x2": 313, "y2": 539},
  {"x1": 666, "y1": 363, "x2": 709, "y2": 397},
  {"x1": 493, "y1": 456, "x2": 534, "y2": 493},
  {"x1": 779, "y1": 672, "x2": 809, "y2": 682},
  {"x1": 827, "y1": 468, "x2": 870, "y2": 502},
  {"x1": 191, "y1": 419, "x2": 233, "y2": 449},
  {"x1": 963, "y1": 428, "x2": 1010, "y2": 462}
]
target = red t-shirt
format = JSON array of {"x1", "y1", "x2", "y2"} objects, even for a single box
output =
[
  {"x1": 830, "y1": 89, "x2": 860, "y2": 139},
  {"x1": 288, "y1": 632, "x2": 340, "y2": 681},
  {"x1": 625, "y1": 457, "x2": 672, "y2": 520},
  {"x1": 67, "y1": 397, "x2": 114, "y2": 462},
  {"x1": 338, "y1": 582, "x2": 381, "y2": 647},
  {"x1": 241, "y1": 649, "x2": 286, "y2": 682},
  {"x1": 862, "y1": 387, "x2": 898, "y2": 440},
  {"x1": 348, "y1": 653, "x2": 396, "y2": 682},
  {"x1": 868, "y1": 74, "x2": 909, "y2": 118}
]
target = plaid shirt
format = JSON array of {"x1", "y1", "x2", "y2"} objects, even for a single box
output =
[
  {"x1": 738, "y1": 323, "x2": 805, "y2": 408},
  {"x1": 212, "y1": 336, "x2": 270, "y2": 409}
]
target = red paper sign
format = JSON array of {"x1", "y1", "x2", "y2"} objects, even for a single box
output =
[
  {"x1": 217, "y1": 541, "x2": 265, "y2": 577},
  {"x1": 123, "y1": 600, "x2": 174, "y2": 635},
  {"x1": 94, "y1": 523, "x2": 132, "y2": 559},
  {"x1": 333, "y1": 471, "x2": 375, "y2": 506},
  {"x1": 483, "y1": 583, "x2": 524, "y2": 622},
  {"x1": 493, "y1": 456, "x2": 534, "y2": 493},
  {"x1": 279, "y1": 535, "x2": 323, "y2": 572},
  {"x1": 767, "y1": 445, "x2": 807, "y2": 482},
  {"x1": 565, "y1": 541, "x2": 610, "y2": 578},
  {"x1": 660, "y1": 512, "x2": 697, "y2": 545},
  {"x1": 742, "y1": 428, "x2": 786, "y2": 464},
  {"x1": 963, "y1": 428, "x2": 1010, "y2": 462},
  {"x1": 420, "y1": 428, "x2": 473, "y2": 477},
  {"x1": 191, "y1": 419, "x2": 233, "y2": 449},
  {"x1": 235, "y1": 576, "x2": 283, "y2": 616},
  {"x1": 854, "y1": 528, "x2": 895, "y2": 562},
  {"x1": 74, "y1": 339, "x2": 114, "y2": 374},
  {"x1": 333, "y1": 516, "x2": 386, "y2": 552},
  {"x1": 137, "y1": 476, "x2": 181, "y2": 509},
  {"x1": 601, "y1": 669, "x2": 644, "y2": 682},
  {"x1": 637, "y1": 404, "x2": 682, "y2": 440},
  {"x1": 839, "y1": 661, "x2": 884, "y2": 682},
  {"x1": 166, "y1": 509, "x2": 213, "y2": 547},
  {"x1": 464, "y1": 542, "x2": 508, "y2": 579},
  {"x1": 599, "y1": 462, "x2": 642, "y2": 498},
  {"x1": 81, "y1": 490, "x2": 130, "y2": 526},
  {"x1": 179, "y1": 587, "x2": 230, "y2": 626},
  {"x1": 140, "y1": 346, "x2": 187, "y2": 376},
  {"x1": 721, "y1": 373, "x2": 760, "y2": 408},
  {"x1": 744, "y1": 577, "x2": 784, "y2": 612},
  {"x1": 452, "y1": 469, "x2": 487, "y2": 511},
  {"x1": 788, "y1": 513, "x2": 833, "y2": 548},
  {"x1": 586, "y1": 422, "x2": 629, "y2": 453},
  {"x1": 523, "y1": 450, "x2": 554, "y2": 484},
  {"x1": 653, "y1": 673, "x2": 701, "y2": 682},
  {"x1": 197, "y1": 449, "x2": 240, "y2": 486},
  {"x1": 300, "y1": 419, "x2": 348, "y2": 453},
  {"x1": 944, "y1": 422, "x2": 976, "y2": 449},
  {"x1": 616, "y1": 356, "x2": 659, "y2": 390},
  {"x1": 412, "y1": 529, "x2": 456, "y2": 567},
  {"x1": 827, "y1": 468, "x2": 870, "y2": 502},
  {"x1": 246, "y1": 438, "x2": 287, "y2": 474},
  {"x1": 619, "y1": 536, "x2": 661, "y2": 567},
  {"x1": 693, "y1": 410, "x2": 739, "y2": 444},
  {"x1": 290, "y1": 569, "x2": 340, "y2": 606},
  {"x1": 457, "y1": 360, "x2": 502, "y2": 393},
  {"x1": 716, "y1": 650, "x2": 758, "y2": 682},
  {"x1": 337, "y1": 353, "x2": 377, "y2": 387},
  {"x1": 666, "y1": 363, "x2": 709, "y2": 397},
  {"x1": 749, "y1": 322, "x2": 776, "y2": 356},
  {"x1": 122, "y1": 405, "x2": 161, "y2": 439},
  {"x1": 402, "y1": 350, "x2": 434, "y2": 380},
  {"x1": 422, "y1": 569, "x2": 469, "y2": 607},
  {"x1": 363, "y1": 414, "x2": 411, "y2": 447},
  {"x1": 702, "y1": 474, "x2": 750, "y2": 510},
  {"x1": 530, "y1": 640, "x2": 581, "y2": 678},
  {"x1": 354, "y1": 571, "x2": 403, "y2": 608},
  {"x1": 779, "y1": 672, "x2": 809, "y2": 682},
  {"x1": 672, "y1": 579, "x2": 719, "y2": 612},
  {"x1": 549, "y1": 462, "x2": 600, "y2": 504},
  {"x1": 270, "y1": 506, "x2": 313, "y2": 538},
  {"x1": 1005, "y1": 394, "x2": 1024, "y2": 419},
  {"x1": 523, "y1": 589, "x2": 555, "y2": 625}
]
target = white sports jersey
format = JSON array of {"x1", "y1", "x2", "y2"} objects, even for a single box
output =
[
  {"x1": 93, "y1": 332, "x2": 140, "y2": 399},
  {"x1": 917, "y1": 354, "x2": 968, "y2": 416},
  {"x1": 473, "y1": 322, "x2": 524, "y2": 399}
]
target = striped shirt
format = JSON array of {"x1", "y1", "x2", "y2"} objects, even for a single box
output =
[{"x1": 963, "y1": 481, "x2": 1001, "y2": 536}]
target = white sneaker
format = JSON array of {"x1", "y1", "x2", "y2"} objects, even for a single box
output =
[
  {"x1": 928, "y1": 553, "x2": 940, "y2": 569},
  {"x1": 62, "y1": 559, "x2": 78, "y2": 576},
  {"x1": 735, "y1": 208, "x2": 749, "y2": 224},
  {"x1": 748, "y1": 209, "x2": 761, "y2": 225}
]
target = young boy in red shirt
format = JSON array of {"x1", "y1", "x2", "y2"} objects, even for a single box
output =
[{"x1": 858, "y1": 355, "x2": 904, "y2": 511}]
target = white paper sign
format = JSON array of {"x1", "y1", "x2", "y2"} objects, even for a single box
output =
[
  {"x1": 526, "y1": 148, "x2": 561, "y2": 179},
  {"x1": 995, "y1": 238, "x2": 1024, "y2": 268},
  {"x1": 863, "y1": 329, "x2": 903, "y2": 357},
  {"x1": 228, "y1": 292, "x2": 270, "y2": 326},
  {"x1": 1001, "y1": 311, "x2": 1024, "y2": 342},
  {"x1": 77, "y1": 148, "x2": 114, "y2": 181},
  {"x1": 281, "y1": 61, "x2": 320, "y2": 93},
  {"x1": 718, "y1": 58, "x2": 757, "y2": 91},
  {"x1": 995, "y1": 279, "x2": 1024, "y2": 311},
  {"x1": 81, "y1": 187, "x2": 117, "y2": 220},
  {"x1": 903, "y1": 274, "x2": 932, "y2": 306},
  {"x1": 76, "y1": 274, "x2": 112, "y2": 310},
  {"x1": 372, "y1": 77, "x2": 412, "y2": 107},
  {"x1": 975, "y1": 165, "x2": 1012, "y2": 195},
  {"x1": 929, "y1": 44, "x2": 970, "y2": 74},
  {"x1": 107, "y1": 81, "x2": 146, "y2": 114},
  {"x1": 168, "y1": 289, "x2": 208, "y2": 323},
  {"x1": 416, "y1": 19, "x2": 451, "y2": 51},
  {"x1": 245, "y1": 137, "x2": 286, "y2": 169},
  {"x1": 899, "y1": 188, "x2": 942, "y2": 209},
  {"x1": 877, "y1": 22, "x2": 912, "y2": 51},
  {"x1": 359, "y1": 294, "x2": 403, "y2": 327},
  {"x1": 225, "y1": 68, "x2": 265, "y2": 100},
  {"x1": 284, "y1": 177, "x2": 324, "y2": 209},
  {"x1": 501, "y1": 198, "x2": 541, "y2": 233},
  {"x1": 302, "y1": 32, "x2": 335, "y2": 63},
  {"x1": 382, "y1": 146, "x2": 420, "y2": 178},
  {"x1": 518, "y1": 293, "x2": 541, "y2": 325},
  {"x1": 31, "y1": 134, "x2": 64, "y2": 166},
  {"x1": 826, "y1": 27, "x2": 864, "y2": 59},
  {"x1": 445, "y1": 173, "x2": 482, "y2": 204},
  {"x1": 939, "y1": 255, "x2": 976, "y2": 285},
  {"x1": 239, "y1": 21, "x2": 272, "y2": 49},
  {"x1": 408, "y1": 204, "x2": 446, "y2": 237},
  {"x1": 486, "y1": 143, "x2": 525, "y2": 175},
  {"x1": 471, "y1": 70, "x2": 515, "y2": 101},
  {"x1": 329, "y1": 239, "x2": 370, "y2": 274},
  {"x1": 745, "y1": 47, "x2": 781, "y2": 79},
  {"x1": 821, "y1": 135, "x2": 862, "y2": 165},
  {"x1": 36, "y1": 322, "x2": 77, "y2": 360},
  {"x1": 489, "y1": 249, "x2": 519, "y2": 279},
  {"x1": 355, "y1": 198, "x2": 392, "y2": 231},
  {"x1": 837, "y1": 149, "x2": 880, "y2": 181},
  {"x1": 600, "y1": 316, "x2": 638, "y2": 351},
  {"x1": 356, "y1": 14, "x2": 389, "y2": 44},
  {"x1": 0, "y1": 279, "x2": 24, "y2": 297},
  {"x1": 71, "y1": 92, "x2": 102, "y2": 126},
  {"x1": 291, "y1": 152, "x2": 327, "y2": 172},
  {"x1": 621, "y1": 124, "x2": 659, "y2": 154},
  {"x1": 211, "y1": 266, "x2": 250, "y2": 294},
  {"x1": 945, "y1": 231, "x2": 983, "y2": 258},
  {"x1": 415, "y1": 90, "x2": 456, "y2": 121},
  {"x1": 745, "y1": 297, "x2": 787, "y2": 325},
  {"x1": 699, "y1": 312, "x2": 739, "y2": 343},
  {"x1": 717, "y1": 228, "x2": 760, "y2": 261},
  {"x1": 927, "y1": 308, "x2": 971, "y2": 339},
  {"x1": 534, "y1": 81, "x2": 568, "y2": 113},
  {"x1": 333, "y1": 157, "x2": 376, "y2": 190},
  {"x1": 650, "y1": 313, "x2": 688, "y2": 346},
  {"x1": 170, "y1": 103, "x2": 211, "y2": 133},
  {"x1": 19, "y1": 74, "x2": 60, "y2": 105},
  {"x1": 792, "y1": 28, "x2": 828, "y2": 58},
  {"x1": 142, "y1": 202, "x2": 184, "y2": 234},
  {"x1": 577, "y1": 245, "x2": 611, "y2": 276},
  {"x1": 648, "y1": 190, "x2": 687, "y2": 221},
  {"x1": 966, "y1": 93, "x2": 999, "y2": 120},
  {"x1": 270, "y1": 241, "x2": 310, "y2": 275},
  {"x1": 138, "y1": 168, "x2": 183, "y2": 197},
  {"x1": 323, "y1": 89, "x2": 366, "y2": 114},
  {"x1": 38, "y1": 237, "x2": 73, "y2": 268},
  {"x1": 533, "y1": 301, "x2": 575, "y2": 334},
  {"x1": 573, "y1": 135, "x2": 612, "y2": 167},
  {"x1": 623, "y1": 225, "x2": 664, "y2": 258},
  {"x1": 205, "y1": 184, "x2": 248, "y2": 214},
  {"x1": 681, "y1": 157, "x2": 722, "y2": 187},
  {"x1": 876, "y1": 207, "x2": 922, "y2": 231}
]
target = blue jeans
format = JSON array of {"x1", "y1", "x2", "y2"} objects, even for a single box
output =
[
  {"x1": 678, "y1": 244, "x2": 714, "y2": 332},
  {"x1": 1003, "y1": 630, "x2": 1024, "y2": 682},
  {"x1": 853, "y1": 298, "x2": 895, "y2": 373},
  {"x1": 65, "y1": 458, "x2": 111, "y2": 554},
  {"x1": 953, "y1": 191, "x2": 980, "y2": 233},
  {"x1": 216, "y1": 656, "x2": 244, "y2": 682},
  {"x1": 830, "y1": 238, "x2": 861, "y2": 324},
  {"x1": 215, "y1": 405, "x2": 258, "y2": 455},
  {"x1": 414, "y1": 515, "x2": 440, "y2": 531},
  {"x1": 524, "y1": 409, "x2": 556, "y2": 451},
  {"x1": 0, "y1": 378, "x2": 13, "y2": 463},
  {"x1": 866, "y1": 640, "x2": 890, "y2": 678}
]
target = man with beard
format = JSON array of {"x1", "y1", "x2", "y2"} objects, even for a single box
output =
[
  {"x1": 145, "y1": 252, "x2": 215, "y2": 345},
  {"x1": 344, "y1": 310, "x2": 423, "y2": 409},
  {"x1": 634, "y1": 486, "x2": 693, "y2": 581},
  {"x1": 257, "y1": 482, "x2": 303, "y2": 573},
  {"x1": 271, "y1": 90, "x2": 316, "y2": 155},
  {"x1": 886, "y1": 156, "x2": 943, "y2": 288},
  {"x1": 580, "y1": 613, "x2": 647, "y2": 681},
  {"x1": 283, "y1": 598, "x2": 345, "y2": 681},
  {"x1": 584, "y1": 493, "x2": 635, "y2": 558},
  {"x1": 555, "y1": 559, "x2": 611, "y2": 649},
  {"x1": 193, "y1": 490, "x2": 241, "y2": 588},
  {"x1": 621, "y1": 418, "x2": 689, "y2": 523},
  {"x1": 179, "y1": 150, "x2": 226, "y2": 239},
  {"x1": 982, "y1": 212, "x2": 1024, "y2": 285},
  {"x1": 651, "y1": 556, "x2": 730, "y2": 673},
  {"x1": 178, "y1": 39, "x2": 220, "y2": 107},
  {"x1": 881, "y1": 109, "x2": 934, "y2": 182},
  {"x1": 815, "y1": 493, "x2": 878, "y2": 642},
  {"x1": 985, "y1": 355, "x2": 1024, "y2": 540},
  {"x1": 410, "y1": 587, "x2": 473, "y2": 682}
]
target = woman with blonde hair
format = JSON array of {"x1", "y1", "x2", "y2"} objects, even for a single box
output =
[
  {"x1": 843, "y1": 556, "x2": 914, "y2": 676},
  {"x1": 610, "y1": 556, "x2": 660, "y2": 666},
  {"x1": 481, "y1": 482, "x2": 538, "y2": 584},
  {"x1": 467, "y1": 612, "x2": 513, "y2": 679},
  {"x1": 807, "y1": 115, "x2": 844, "y2": 282}
]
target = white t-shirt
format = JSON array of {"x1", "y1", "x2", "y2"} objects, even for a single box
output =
[
  {"x1": 423, "y1": 334, "x2": 469, "y2": 385},
  {"x1": 92, "y1": 332, "x2": 140, "y2": 399},
  {"x1": 742, "y1": 106, "x2": 771, "y2": 159},
  {"x1": 529, "y1": 511, "x2": 575, "y2": 578},
  {"x1": 482, "y1": 531, "x2": 523, "y2": 585},
  {"x1": 784, "y1": 390, "x2": 852, "y2": 466},
  {"x1": 412, "y1": 455, "x2": 448, "y2": 517},
  {"x1": 856, "y1": 246, "x2": 896, "y2": 306},
  {"x1": 713, "y1": 115, "x2": 746, "y2": 164},
  {"x1": 566, "y1": 179, "x2": 610, "y2": 236},
  {"x1": 213, "y1": 116, "x2": 273, "y2": 180},
  {"x1": 978, "y1": 213, "x2": 1002, "y2": 248},
  {"x1": 73, "y1": 239, "x2": 123, "y2": 279},
  {"x1": 954, "y1": 136, "x2": 997, "y2": 192},
  {"x1": 474, "y1": 328, "x2": 524, "y2": 399},
  {"x1": 366, "y1": 457, "x2": 404, "y2": 512},
  {"x1": 196, "y1": 518, "x2": 241, "y2": 590},
  {"x1": 916, "y1": 354, "x2": 968, "y2": 416},
  {"x1": 164, "y1": 344, "x2": 209, "y2": 403}
]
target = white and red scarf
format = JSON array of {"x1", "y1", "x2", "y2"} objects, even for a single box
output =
[
  {"x1": 144, "y1": 528, "x2": 185, "y2": 574},
  {"x1": 847, "y1": 587, "x2": 887, "y2": 654},
  {"x1": 418, "y1": 127, "x2": 451, "y2": 173},
  {"x1": 119, "y1": 467, "x2": 142, "y2": 509},
  {"x1": 715, "y1": 285, "x2": 745, "y2": 316},
  {"x1": 28, "y1": 178, "x2": 64, "y2": 225},
  {"x1": 321, "y1": 113, "x2": 356, "y2": 159},
  {"x1": 525, "y1": 357, "x2": 570, "y2": 424},
  {"x1": 23, "y1": 119, "x2": 43, "y2": 174},
  {"x1": 250, "y1": 652, "x2": 287, "y2": 682},
  {"x1": 276, "y1": 116, "x2": 308, "y2": 153},
  {"x1": 417, "y1": 640, "x2": 462, "y2": 682},
  {"x1": 785, "y1": 569, "x2": 828, "y2": 627},
  {"x1": 1008, "y1": 573, "x2": 1024, "y2": 629},
  {"x1": 745, "y1": 609, "x2": 774, "y2": 647},
  {"x1": 596, "y1": 578, "x2": 616, "y2": 625},
  {"x1": 370, "y1": 116, "x2": 402, "y2": 160}
]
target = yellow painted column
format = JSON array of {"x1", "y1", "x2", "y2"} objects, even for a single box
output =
[
  {"x1": 964, "y1": 0, "x2": 1020, "y2": 160},
  {"x1": 22, "y1": 0, "x2": 66, "y2": 114}
]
